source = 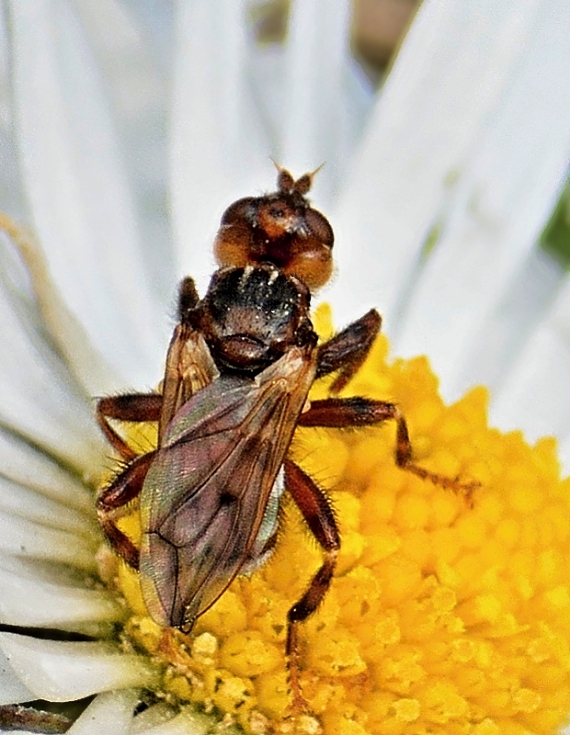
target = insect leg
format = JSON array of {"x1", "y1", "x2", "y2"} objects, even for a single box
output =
[
  {"x1": 97, "y1": 394, "x2": 162, "y2": 461},
  {"x1": 177, "y1": 275, "x2": 200, "y2": 323},
  {"x1": 283, "y1": 459, "x2": 340, "y2": 711},
  {"x1": 316, "y1": 309, "x2": 381, "y2": 392},
  {"x1": 96, "y1": 450, "x2": 156, "y2": 569},
  {"x1": 298, "y1": 397, "x2": 479, "y2": 498}
]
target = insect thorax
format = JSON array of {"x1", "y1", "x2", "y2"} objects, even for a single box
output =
[{"x1": 196, "y1": 264, "x2": 317, "y2": 376}]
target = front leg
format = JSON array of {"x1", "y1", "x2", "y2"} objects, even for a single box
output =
[
  {"x1": 316, "y1": 309, "x2": 381, "y2": 392},
  {"x1": 298, "y1": 397, "x2": 479, "y2": 499}
]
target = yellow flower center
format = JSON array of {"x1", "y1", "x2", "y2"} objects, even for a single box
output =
[{"x1": 100, "y1": 305, "x2": 570, "y2": 735}]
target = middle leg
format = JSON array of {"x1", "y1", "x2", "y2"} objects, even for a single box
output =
[
  {"x1": 298, "y1": 397, "x2": 479, "y2": 498},
  {"x1": 97, "y1": 393, "x2": 163, "y2": 461},
  {"x1": 96, "y1": 450, "x2": 156, "y2": 568}
]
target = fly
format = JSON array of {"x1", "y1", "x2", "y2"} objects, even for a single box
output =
[{"x1": 96, "y1": 165, "x2": 478, "y2": 709}]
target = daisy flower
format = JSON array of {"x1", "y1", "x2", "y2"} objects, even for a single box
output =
[{"x1": 1, "y1": 1, "x2": 570, "y2": 734}]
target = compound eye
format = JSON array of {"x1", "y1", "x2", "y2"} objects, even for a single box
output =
[
  {"x1": 213, "y1": 197, "x2": 256, "y2": 269},
  {"x1": 305, "y1": 209, "x2": 334, "y2": 248},
  {"x1": 287, "y1": 239, "x2": 333, "y2": 289},
  {"x1": 281, "y1": 208, "x2": 334, "y2": 289}
]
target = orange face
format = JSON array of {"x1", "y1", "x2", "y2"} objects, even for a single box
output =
[{"x1": 213, "y1": 167, "x2": 334, "y2": 290}]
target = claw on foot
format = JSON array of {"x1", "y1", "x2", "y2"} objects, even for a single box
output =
[{"x1": 404, "y1": 462, "x2": 480, "y2": 506}]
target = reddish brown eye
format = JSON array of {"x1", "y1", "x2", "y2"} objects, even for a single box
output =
[
  {"x1": 280, "y1": 207, "x2": 334, "y2": 289},
  {"x1": 305, "y1": 209, "x2": 334, "y2": 248},
  {"x1": 219, "y1": 197, "x2": 255, "y2": 227},
  {"x1": 286, "y1": 238, "x2": 333, "y2": 289},
  {"x1": 213, "y1": 198, "x2": 255, "y2": 269}
]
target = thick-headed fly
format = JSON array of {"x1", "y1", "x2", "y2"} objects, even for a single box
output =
[{"x1": 96, "y1": 166, "x2": 477, "y2": 708}]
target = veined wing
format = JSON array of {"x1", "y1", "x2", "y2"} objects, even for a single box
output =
[
  {"x1": 159, "y1": 326, "x2": 219, "y2": 443},
  {"x1": 139, "y1": 346, "x2": 316, "y2": 630}
]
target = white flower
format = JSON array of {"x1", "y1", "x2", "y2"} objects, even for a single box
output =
[{"x1": 0, "y1": 1, "x2": 569, "y2": 733}]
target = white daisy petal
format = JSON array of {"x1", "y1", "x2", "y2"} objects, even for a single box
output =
[
  {"x1": 447, "y1": 248, "x2": 564, "y2": 399},
  {"x1": 66, "y1": 689, "x2": 138, "y2": 735},
  {"x1": 170, "y1": 0, "x2": 270, "y2": 294},
  {"x1": 117, "y1": 1, "x2": 174, "y2": 74},
  {"x1": 0, "y1": 214, "x2": 120, "y2": 397},
  {"x1": 490, "y1": 282, "x2": 570, "y2": 442},
  {"x1": 393, "y1": 2, "x2": 570, "y2": 400},
  {"x1": 0, "y1": 649, "x2": 36, "y2": 705},
  {"x1": 559, "y1": 435, "x2": 570, "y2": 475},
  {"x1": 129, "y1": 703, "x2": 178, "y2": 733},
  {"x1": 0, "y1": 233, "x2": 104, "y2": 476},
  {"x1": 0, "y1": 554, "x2": 89, "y2": 587},
  {"x1": 0, "y1": 555, "x2": 123, "y2": 632},
  {"x1": 0, "y1": 38, "x2": 26, "y2": 225},
  {"x1": 0, "y1": 512, "x2": 97, "y2": 570},
  {"x1": 0, "y1": 314, "x2": 101, "y2": 478},
  {"x1": 0, "y1": 429, "x2": 92, "y2": 513},
  {"x1": 72, "y1": 0, "x2": 175, "y2": 306},
  {"x1": 7, "y1": 0, "x2": 167, "y2": 387},
  {"x1": 282, "y1": 0, "x2": 365, "y2": 203},
  {"x1": 132, "y1": 708, "x2": 214, "y2": 735},
  {"x1": 328, "y1": 0, "x2": 567, "y2": 325},
  {"x1": 0, "y1": 476, "x2": 96, "y2": 537},
  {"x1": 0, "y1": 633, "x2": 157, "y2": 702}
]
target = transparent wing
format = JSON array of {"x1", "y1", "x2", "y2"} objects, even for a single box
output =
[
  {"x1": 158, "y1": 326, "x2": 219, "y2": 443},
  {"x1": 139, "y1": 347, "x2": 316, "y2": 629}
]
